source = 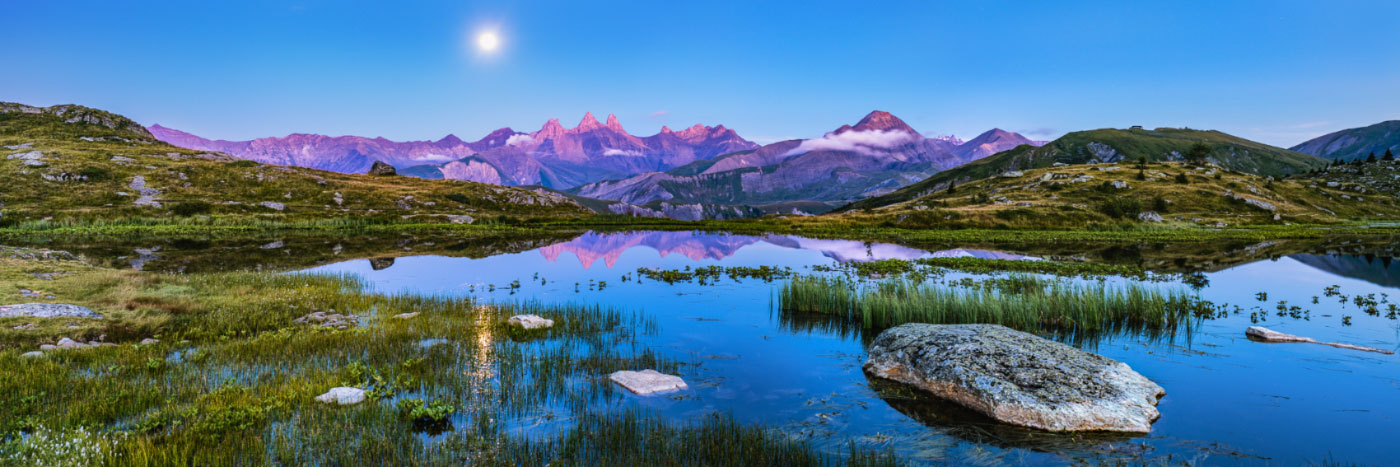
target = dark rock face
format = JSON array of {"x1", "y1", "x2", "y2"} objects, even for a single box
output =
[
  {"x1": 368, "y1": 160, "x2": 397, "y2": 176},
  {"x1": 863, "y1": 323, "x2": 1165, "y2": 433},
  {"x1": 368, "y1": 257, "x2": 395, "y2": 270}
]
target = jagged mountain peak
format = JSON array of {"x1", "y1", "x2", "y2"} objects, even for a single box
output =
[{"x1": 850, "y1": 110, "x2": 918, "y2": 135}]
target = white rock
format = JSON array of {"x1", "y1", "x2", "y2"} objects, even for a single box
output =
[
  {"x1": 315, "y1": 387, "x2": 367, "y2": 405},
  {"x1": 393, "y1": 312, "x2": 420, "y2": 320},
  {"x1": 140, "y1": 338, "x2": 160, "y2": 345},
  {"x1": 609, "y1": 369, "x2": 688, "y2": 395},
  {"x1": 56, "y1": 337, "x2": 87, "y2": 349},
  {"x1": 21, "y1": 351, "x2": 44, "y2": 358},
  {"x1": 259, "y1": 201, "x2": 286, "y2": 211},
  {"x1": 508, "y1": 314, "x2": 554, "y2": 330}
]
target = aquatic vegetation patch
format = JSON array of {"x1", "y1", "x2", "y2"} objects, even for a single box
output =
[
  {"x1": 634, "y1": 265, "x2": 794, "y2": 285},
  {"x1": 779, "y1": 274, "x2": 1211, "y2": 343}
]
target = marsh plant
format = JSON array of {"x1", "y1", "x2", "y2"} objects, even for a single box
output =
[{"x1": 779, "y1": 274, "x2": 1210, "y2": 343}]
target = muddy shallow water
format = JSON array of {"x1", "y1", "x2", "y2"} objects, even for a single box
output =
[{"x1": 279, "y1": 231, "x2": 1399, "y2": 465}]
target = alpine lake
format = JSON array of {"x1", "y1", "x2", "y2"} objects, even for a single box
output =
[{"x1": 10, "y1": 229, "x2": 1400, "y2": 465}]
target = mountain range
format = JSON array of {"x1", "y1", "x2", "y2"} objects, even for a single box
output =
[
  {"x1": 568, "y1": 111, "x2": 1043, "y2": 213},
  {"x1": 1290, "y1": 120, "x2": 1400, "y2": 162},
  {"x1": 149, "y1": 113, "x2": 756, "y2": 189}
]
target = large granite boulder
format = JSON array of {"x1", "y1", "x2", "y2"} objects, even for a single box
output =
[
  {"x1": 863, "y1": 323, "x2": 1164, "y2": 433},
  {"x1": 368, "y1": 161, "x2": 397, "y2": 176}
]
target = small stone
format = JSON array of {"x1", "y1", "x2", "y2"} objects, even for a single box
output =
[
  {"x1": 508, "y1": 314, "x2": 554, "y2": 330},
  {"x1": 609, "y1": 369, "x2": 688, "y2": 395},
  {"x1": 1110, "y1": 180, "x2": 1129, "y2": 189},
  {"x1": 393, "y1": 312, "x2": 420, "y2": 320},
  {"x1": 140, "y1": 338, "x2": 160, "y2": 345},
  {"x1": 56, "y1": 337, "x2": 87, "y2": 349},
  {"x1": 315, "y1": 387, "x2": 367, "y2": 405},
  {"x1": 21, "y1": 351, "x2": 44, "y2": 358},
  {"x1": 445, "y1": 214, "x2": 475, "y2": 225},
  {"x1": 39, "y1": 344, "x2": 56, "y2": 351},
  {"x1": 259, "y1": 201, "x2": 286, "y2": 211},
  {"x1": 1137, "y1": 211, "x2": 1164, "y2": 223}
]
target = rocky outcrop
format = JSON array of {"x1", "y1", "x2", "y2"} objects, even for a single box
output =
[
  {"x1": 864, "y1": 323, "x2": 1165, "y2": 432},
  {"x1": 368, "y1": 160, "x2": 397, "y2": 176}
]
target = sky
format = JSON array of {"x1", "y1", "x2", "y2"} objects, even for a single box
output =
[{"x1": 3, "y1": 0, "x2": 1398, "y2": 147}]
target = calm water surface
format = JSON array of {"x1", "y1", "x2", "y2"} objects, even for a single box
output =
[{"x1": 294, "y1": 231, "x2": 1400, "y2": 465}]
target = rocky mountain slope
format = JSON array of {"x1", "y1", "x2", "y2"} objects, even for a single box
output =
[
  {"x1": 843, "y1": 127, "x2": 1327, "y2": 212},
  {"x1": 830, "y1": 158, "x2": 1398, "y2": 229},
  {"x1": 1, "y1": 102, "x2": 590, "y2": 225},
  {"x1": 149, "y1": 113, "x2": 756, "y2": 189},
  {"x1": 570, "y1": 111, "x2": 1041, "y2": 215},
  {"x1": 1290, "y1": 120, "x2": 1400, "y2": 162}
]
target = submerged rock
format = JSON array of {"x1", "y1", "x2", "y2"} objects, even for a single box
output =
[
  {"x1": 863, "y1": 323, "x2": 1165, "y2": 433},
  {"x1": 1246, "y1": 326, "x2": 1393, "y2": 354},
  {"x1": 315, "y1": 387, "x2": 367, "y2": 405},
  {"x1": 610, "y1": 369, "x2": 687, "y2": 395},
  {"x1": 507, "y1": 314, "x2": 554, "y2": 330},
  {"x1": 0, "y1": 303, "x2": 102, "y2": 319},
  {"x1": 294, "y1": 311, "x2": 357, "y2": 329}
]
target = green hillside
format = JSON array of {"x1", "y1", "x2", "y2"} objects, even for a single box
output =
[
  {"x1": 843, "y1": 127, "x2": 1326, "y2": 211},
  {"x1": 830, "y1": 159, "x2": 1400, "y2": 229},
  {"x1": 0, "y1": 103, "x2": 590, "y2": 227}
]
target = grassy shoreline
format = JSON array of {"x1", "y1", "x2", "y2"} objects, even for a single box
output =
[{"x1": 4, "y1": 214, "x2": 1398, "y2": 244}]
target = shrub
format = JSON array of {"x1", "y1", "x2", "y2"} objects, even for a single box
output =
[
  {"x1": 445, "y1": 193, "x2": 471, "y2": 204},
  {"x1": 226, "y1": 160, "x2": 258, "y2": 168},
  {"x1": 172, "y1": 201, "x2": 214, "y2": 217},
  {"x1": 1151, "y1": 196, "x2": 1169, "y2": 213},
  {"x1": 1097, "y1": 197, "x2": 1142, "y2": 219},
  {"x1": 77, "y1": 166, "x2": 111, "y2": 181},
  {"x1": 1174, "y1": 173, "x2": 1190, "y2": 184}
]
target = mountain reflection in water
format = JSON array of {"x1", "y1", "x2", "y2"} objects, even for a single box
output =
[{"x1": 534, "y1": 231, "x2": 1035, "y2": 269}]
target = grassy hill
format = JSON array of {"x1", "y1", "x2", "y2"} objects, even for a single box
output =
[
  {"x1": 828, "y1": 159, "x2": 1400, "y2": 229},
  {"x1": 843, "y1": 127, "x2": 1327, "y2": 212},
  {"x1": 0, "y1": 103, "x2": 590, "y2": 227}
]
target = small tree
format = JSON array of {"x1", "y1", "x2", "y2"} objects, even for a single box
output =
[
  {"x1": 1137, "y1": 156, "x2": 1148, "y2": 170},
  {"x1": 1184, "y1": 143, "x2": 1210, "y2": 166},
  {"x1": 946, "y1": 181, "x2": 956, "y2": 194},
  {"x1": 1384, "y1": 149, "x2": 1395, "y2": 161},
  {"x1": 1366, "y1": 152, "x2": 1377, "y2": 163}
]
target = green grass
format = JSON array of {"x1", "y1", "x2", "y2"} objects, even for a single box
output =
[
  {"x1": 779, "y1": 274, "x2": 1211, "y2": 343},
  {"x1": 0, "y1": 249, "x2": 899, "y2": 465},
  {"x1": 844, "y1": 127, "x2": 1328, "y2": 212},
  {"x1": 0, "y1": 102, "x2": 591, "y2": 227}
]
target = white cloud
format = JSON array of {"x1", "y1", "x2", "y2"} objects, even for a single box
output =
[
  {"x1": 414, "y1": 154, "x2": 454, "y2": 162},
  {"x1": 602, "y1": 148, "x2": 641, "y2": 157},
  {"x1": 784, "y1": 129, "x2": 918, "y2": 156},
  {"x1": 649, "y1": 110, "x2": 669, "y2": 119},
  {"x1": 506, "y1": 134, "x2": 535, "y2": 146}
]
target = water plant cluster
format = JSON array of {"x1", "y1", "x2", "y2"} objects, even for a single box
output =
[
  {"x1": 779, "y1": 274, "x2": 1212, "y2": 343},
  {"x1": 0, "y1": 253, "x2": 897, "y2": 465},
  {"x1": 634, "y1": 265, "x2": 794, "y2": 285},
  {"x1": 814, "y1": 257, "x2": 1207, "y2": 287}
]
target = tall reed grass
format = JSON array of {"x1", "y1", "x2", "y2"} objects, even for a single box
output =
[{"x1": 779, "y1": 274, "x2": 1208, "y2": 343}]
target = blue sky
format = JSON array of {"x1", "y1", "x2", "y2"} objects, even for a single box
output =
[{"x1": 3, "y1": 0, "x2": 1397, "y2": 146}]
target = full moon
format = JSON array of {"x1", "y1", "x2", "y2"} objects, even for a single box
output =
[{"x1": 476, "y1": 31, "x2": 500, "y2": 52}]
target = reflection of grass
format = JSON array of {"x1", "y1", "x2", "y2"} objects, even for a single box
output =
[
  {"x1": 0, "y1": 253, "x2": 893, "y2": 464},
  {"x1": 779, "y1": 274, "x2": 1208, "y2": 343}
]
